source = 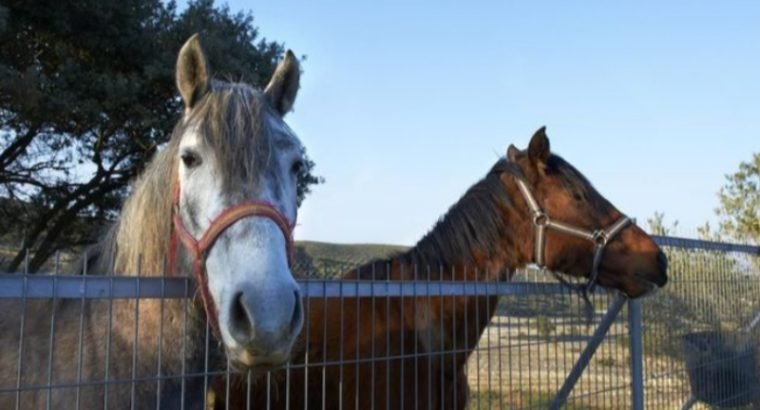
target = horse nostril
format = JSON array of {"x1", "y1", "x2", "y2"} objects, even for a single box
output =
[
  {"x1": 655, "y1": 250, "x2": 669, "y2": 286},
  {"x1": 290, "y1": 290, "x2": 303, "y2": 334},
  {"x1": 229, "y1": 292, "x2": 254, "y2": 344},
  {"x1": 657, "y1": 250, "x2": 668, "y2": 272}
]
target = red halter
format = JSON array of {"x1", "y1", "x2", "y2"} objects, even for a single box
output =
[{"x1": 168, "y1": 185, "x2": 296, "y2": 336}]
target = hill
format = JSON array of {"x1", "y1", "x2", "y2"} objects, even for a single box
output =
[{"x1": 294, "y1": 241, "x2": 408, "y2": 277}]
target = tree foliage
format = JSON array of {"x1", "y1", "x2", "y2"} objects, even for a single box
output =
[
  {"x1": 716, "y1": 152, "x2": 760, "y2": 244},
  {"x1": 0, "y1": 0, "x2": 322, "y2": 272},
  {"x1": 644, "y1": 212, "x2": 759, "y2": 358}
]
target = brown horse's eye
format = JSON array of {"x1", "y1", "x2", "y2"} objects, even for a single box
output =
[
  {"x1": 573, "y1": 192, "x2": 583, "y2": 201},
  {"x1": 180, "y1": 150, "x2": 201, "y2": 168}
]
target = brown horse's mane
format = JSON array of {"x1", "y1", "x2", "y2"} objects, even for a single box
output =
[
  {"x1": 398, "y1": 159, "x2": 519, "y2": 268},
  {"x1": 92, "y1": 81, "x2": 275, "y2": 277}
]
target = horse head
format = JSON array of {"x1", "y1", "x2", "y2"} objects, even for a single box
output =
[
  {"x1": 499, "y1": 126, "x2": 668, "y2": 297},
  {"x1": 172, "y1": 35, "x2": 304, "y2": 370}
]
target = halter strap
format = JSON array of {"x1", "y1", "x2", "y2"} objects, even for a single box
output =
[
  {"x1": 168, "y1": 186, "x2": 295, "y2": 336},
  {"x1": 513, "y1": 174, "x2": 631, "y2": 321},
  {"x1": 517, "y1": 178, "x2": 630, "y2": 267}
]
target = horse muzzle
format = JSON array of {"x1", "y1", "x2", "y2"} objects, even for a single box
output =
[{"x1": 223, "y1": 281, "x2": 304, "y2": 369}]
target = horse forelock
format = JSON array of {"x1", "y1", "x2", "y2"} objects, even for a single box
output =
[{"x1": 185, "y1": 81, "x2": 280, "y2": 198}]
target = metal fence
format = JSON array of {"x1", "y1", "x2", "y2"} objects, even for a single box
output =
[
  {"x1": 641, "y1": 237, "x2": 760, "y2": 410},
  {"x1": 0, "y1": 235, "x2": 758, "y2": 409}
]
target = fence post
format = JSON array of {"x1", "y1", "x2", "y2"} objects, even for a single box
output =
[{"x1": 628, "y1": 298, "x2": 644, "y2": 410}]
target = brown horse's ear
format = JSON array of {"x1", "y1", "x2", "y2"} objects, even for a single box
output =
[
  {"x1": 265, "y1": 50, "x2": 300, "y2": 116},
  {"x1": 507, "y1": 144, "x2": 520, "y2": 162},
  {"x1": 176, "y1": 34, "x2": 210, "y2": 111},
  {"x1": 528, "y1": 126, "x2": 550, "y2": 166}
]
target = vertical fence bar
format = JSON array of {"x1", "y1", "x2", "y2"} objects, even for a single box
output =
[
  {"x1": 322, "y1": 278, "x2": 328, "y2": 410},
  {"x1": 450, "y1": 266, "x2": 457, "y2": 409},
  {"x1": 245, "y1": 369, "x2": 251, "y2": 410},
  {"x1": 76, "y1": 251, "x2": 88, "y2": 410},
  {"x1": 103, "y1": 249, "x2": 116, "y2": 409},
  {"x1": 303, "y1": 278, "x2": 311, "y2": 410},
  {"x1": 412, "y1": 265, "x2": 418, "y2": 410},
  {"x1": 354, "y1": 268, "x2": 360, "y2": 410},
  {"x1": 180, "y1": 278, "x2": 188, "y2": 410},
  {"x1": 45, "y1": 253, "x2": 60, "y2": 410},
  {"x1": 399, "y1": 265, "x2": 405, "y2": 410},
  {"x1": 156, "y1": 259, "x2": 166, "y2": 410},
  {"x1": 131, "y1": 255, "x2": 142, "y2": 410},
  {"x1": 628, "y1": 298, "x2": 644, "y2": 410},
  {"x1": 15, "y1": 250, "x2": 30, "y2": 410}
]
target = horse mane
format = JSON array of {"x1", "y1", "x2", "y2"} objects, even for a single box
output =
[
  {"x1": 398, "y1": 159, "x2": 519, "y2": 268},
  {"x1": 92, "y1": 80, "x2": 274, "y2": 277},
  {"x1": 107, "y1": 137, "x2": 179, "y2": 276}
]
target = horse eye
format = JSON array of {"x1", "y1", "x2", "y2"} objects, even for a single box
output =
[
  {"x1": 180, "y1": 151, "x2": 201, "y2": 168},
  {"x1": 291, "y1": 160, "x2": 304, "y2": 175},
  {"x1": 573, "y1": 192, "x2": 583, "y2": 201}
]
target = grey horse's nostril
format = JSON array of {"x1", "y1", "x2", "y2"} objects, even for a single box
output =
[
  {"x1": 290, "y1": 290, "x2": 303, "y2": 334},
  {"x1": 229, "y1": 292, "x2": 253, "y2": 344}
]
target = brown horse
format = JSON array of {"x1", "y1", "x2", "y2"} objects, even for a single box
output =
[
  {"x1": 216, "y1": 127, "x2": 668, "y2": 409},
  {"x1": 0, "y1": 35, "x2": 307, "y2": 409}
]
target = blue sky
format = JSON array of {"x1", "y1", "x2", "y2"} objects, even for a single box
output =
[{"x1": 224, "y1": 1, "x2": 758, "y2": 245}]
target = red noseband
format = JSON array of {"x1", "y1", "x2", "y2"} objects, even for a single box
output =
[{"x1": 168, "y1": 186, "x2": 295, "y2": 337}]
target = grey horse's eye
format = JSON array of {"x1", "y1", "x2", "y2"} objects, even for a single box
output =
[{"x1": 181, "y1": 150, "x2": 201, "y2": 169}]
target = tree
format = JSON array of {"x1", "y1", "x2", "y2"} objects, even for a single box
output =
[
  {"x1": 715, "y1": 152, "x2": 760, "y2": 244},
  {"x1": 646, "y1": 211, "x2": 679, "y2": 236},
  {"x1": 645, "y1": 212, "x2": 756, "y2": 357},
  {"x1": 0, "y1": 0, "x2": 322, "y2": 272}
]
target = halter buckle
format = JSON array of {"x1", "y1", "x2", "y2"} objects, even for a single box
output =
[
  {"x1": 592, "y1": 230, "x2": 608, "y2": 247},
  {"x1": 533, "y1": 212, "x2": 550, "y2": 227}
]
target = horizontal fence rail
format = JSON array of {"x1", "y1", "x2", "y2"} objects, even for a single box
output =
[
  {"x1": 0, "y1": 276, "x2": 601, "y2": 299},
  {"x1": 652, "y1": 234, "x2": 760, "y2": 255}
]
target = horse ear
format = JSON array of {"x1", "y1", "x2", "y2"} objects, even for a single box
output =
[
  {"x1": 176, "y1": 34, "x2": 210, "y2": 111},
  {"x1": 507, "y1": 144, "x2": 520, "y2": 162},
  {"x1": 264, "y1": 50, "x2": 300, "y2": 116},
  {"x1": 527, "y1": 126, "x2": 550, "y2": 165}
]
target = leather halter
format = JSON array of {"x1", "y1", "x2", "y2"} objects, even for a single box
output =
[
  {"x1": 491, "y1": 160, "x2": 631, "y2": 301},
  {"x1": 513, "y1": 177, "x2": 631, "y2": 296},
  {"x1": 168, "y1": 185, "x2": 295, "y2": 336}
]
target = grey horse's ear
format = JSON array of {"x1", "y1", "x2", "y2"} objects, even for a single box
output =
[
  {"x1": 264, "y1": 50, "x2": 300, "y2": 116},
  {"x1": 176, "y1": 34, "x2": 210, "y2": 111},
  {"x1": 507, "y1": 144, "x2": 520, "y2": 162},
  {"x1": 528, "y1": 126, "x2": 550, "y2": 165}
]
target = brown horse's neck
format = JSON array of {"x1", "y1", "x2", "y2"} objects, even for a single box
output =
[{"x1": 343, "y1": 171, "x2": 534, "y2": 354}]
